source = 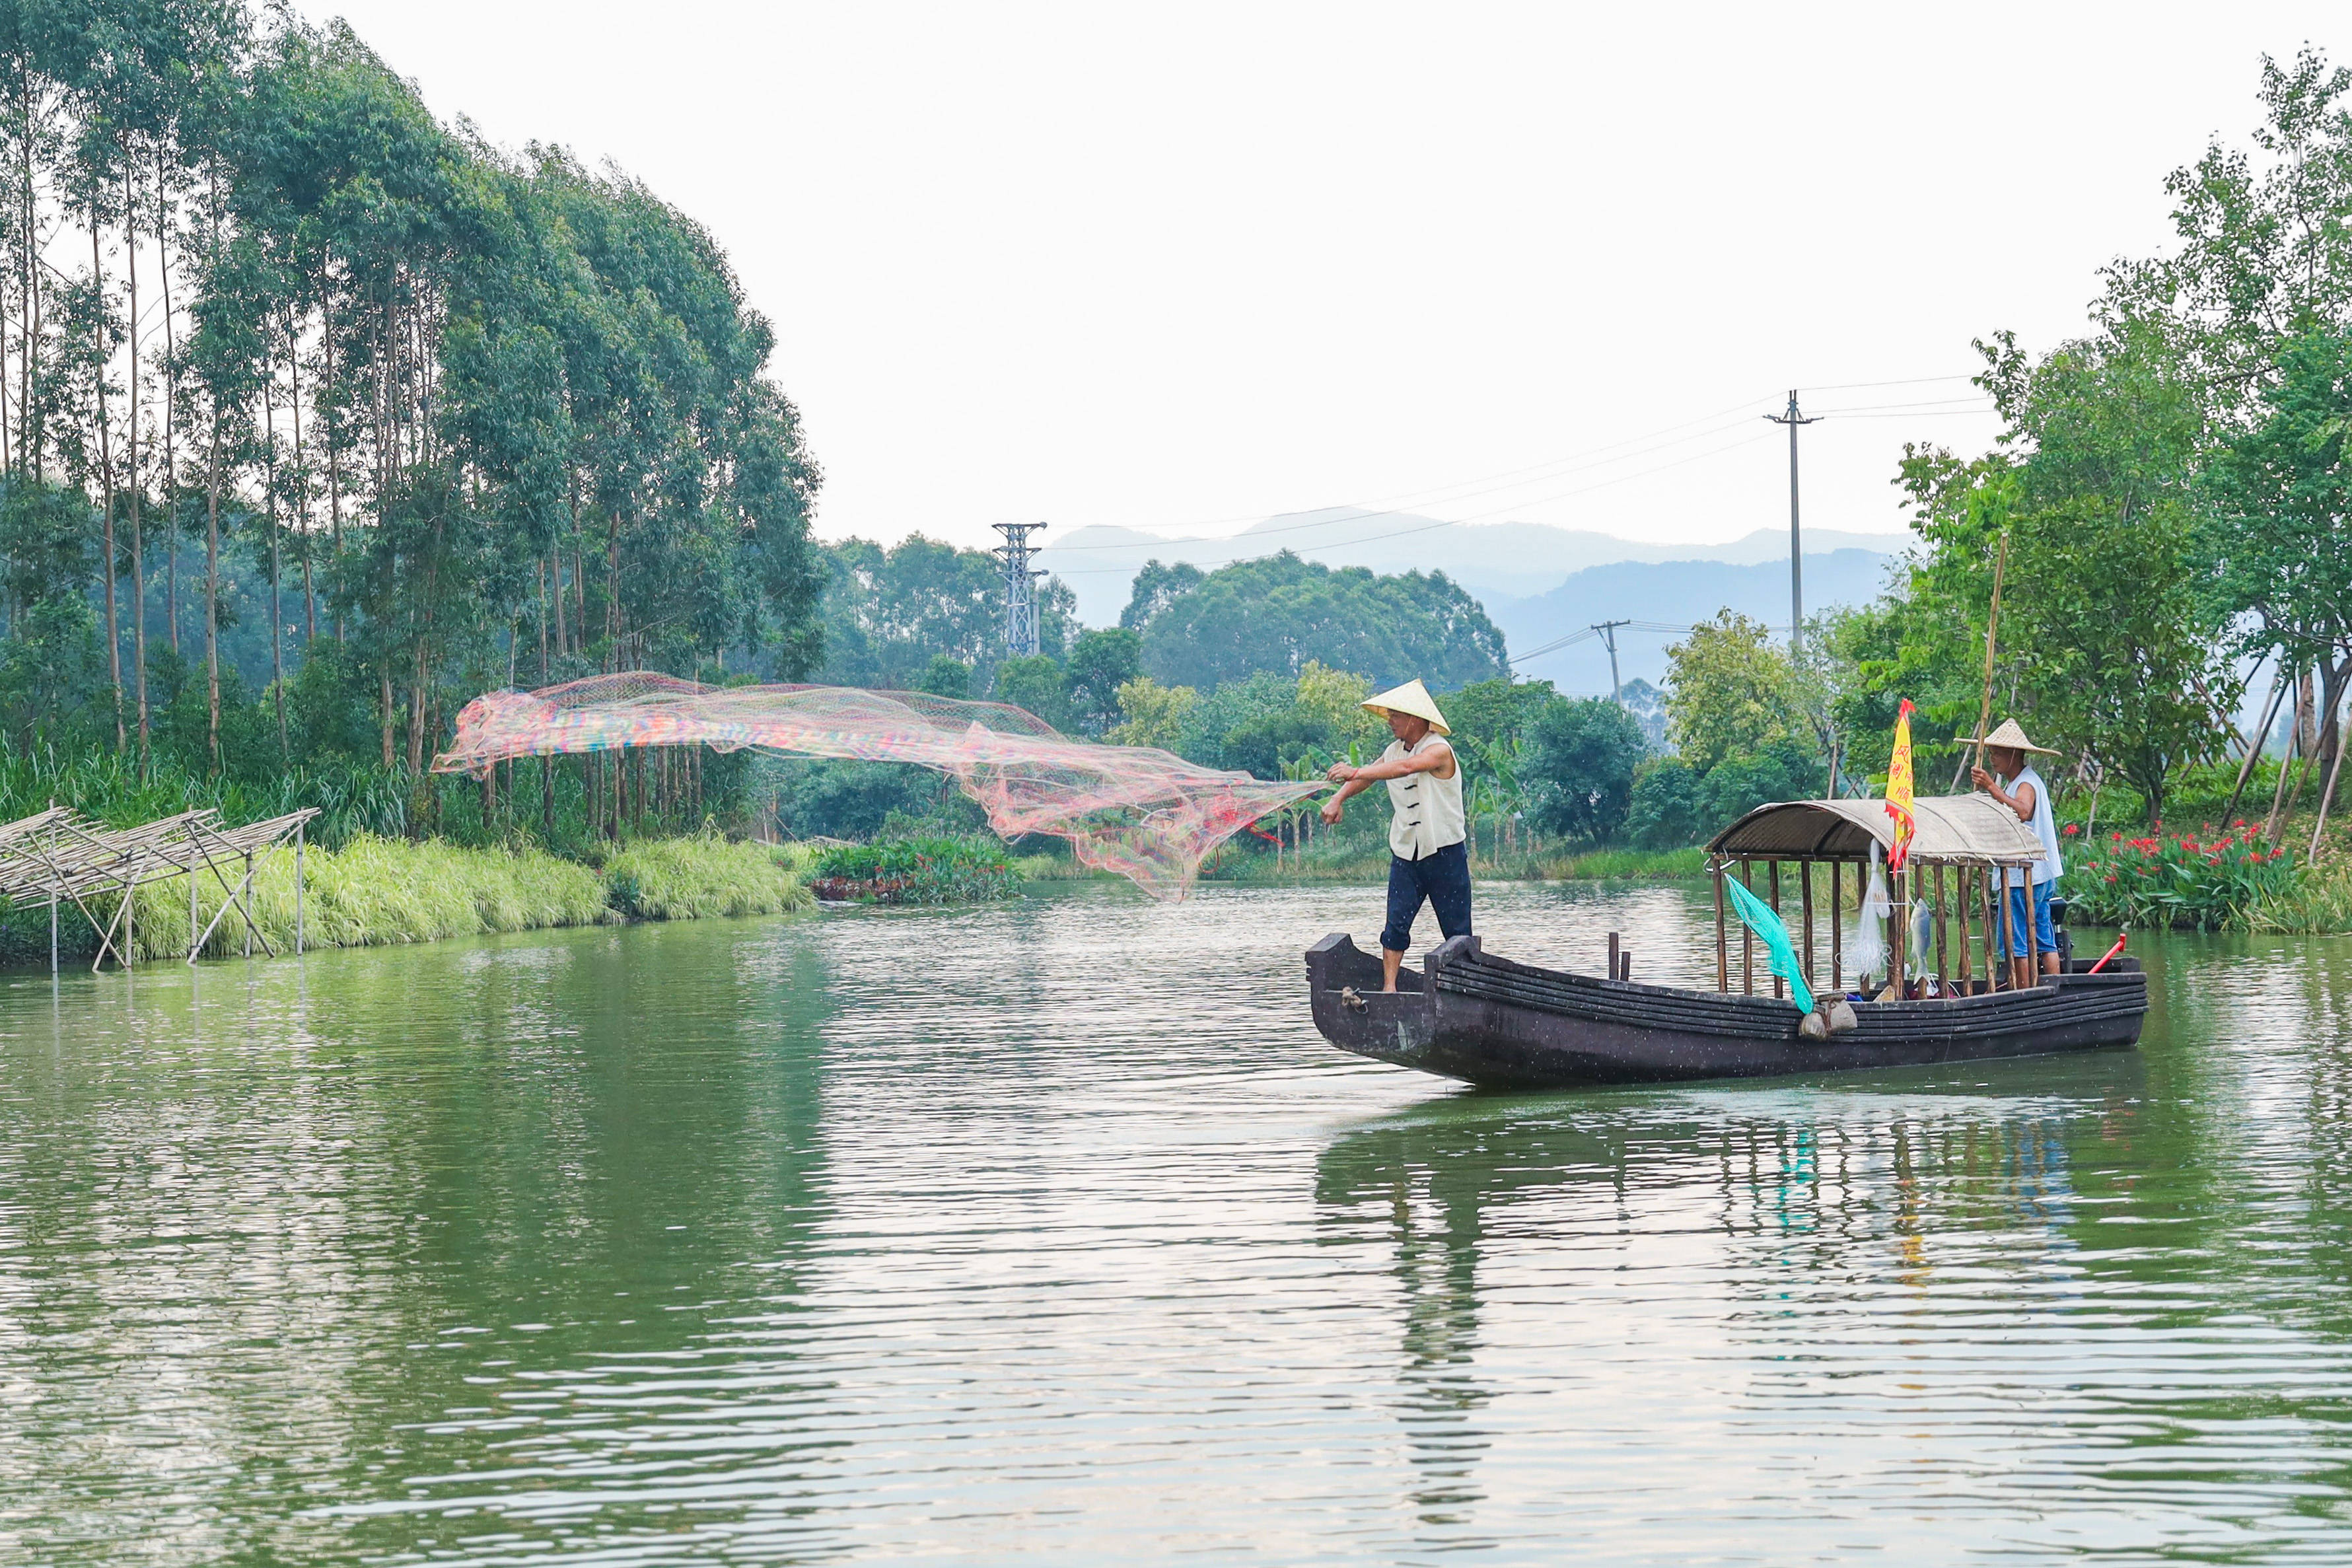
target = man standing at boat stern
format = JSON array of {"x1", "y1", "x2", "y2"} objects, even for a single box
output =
[
  {"x1": 1970, "y1": 717, "x2": 2065, "y2": 989},
  {"x1": 1320, "y1": 679, "x2": 1470, "y2": 991}
]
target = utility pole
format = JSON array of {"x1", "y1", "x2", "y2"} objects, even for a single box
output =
[
  {"x1": 993, "y1": 522, "x2": 1048, "y2": 657},
  {"x1": 1762, "y1": 390, "x2": 1819, "y2": 656},
  {"x1": 1592, "y1": 619, "x2": 1631, "y2": 706}
]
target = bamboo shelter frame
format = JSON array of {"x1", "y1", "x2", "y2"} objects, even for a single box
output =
[
  {"x1": 1705, "y1": 796, "x2": 2049, "y2": 1003},
  {"x1": 0, "y1": 806, "x2": 316, "y2": 971}
]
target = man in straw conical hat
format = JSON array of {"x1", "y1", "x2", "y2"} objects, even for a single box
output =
[
  {"x1": 1970, "y1": 717, "x2": 2065, "y2": 989},
  {"x1": 1321, "y1": 678, "x2": 1472, "y2": 991}
]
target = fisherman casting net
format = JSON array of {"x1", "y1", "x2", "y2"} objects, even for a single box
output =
[{"x1": 433, "y1": 673, "x2": 1324, "y2": 900}]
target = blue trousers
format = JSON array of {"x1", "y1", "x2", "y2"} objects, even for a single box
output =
[
  {"x1": 1382, "y1": 841, "x2": 1473, "y2": 954},
  {"x1": 2004, "y1": 880, "x2": 2057, "y2": 958}
]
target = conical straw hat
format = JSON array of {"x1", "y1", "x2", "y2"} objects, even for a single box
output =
[
  {"x1": 1361, "y1": 678, "x2": 1450, "y2": 735},
  {"x1": 1983, "y1": 717, "x2": 2058, "y2": 755}
]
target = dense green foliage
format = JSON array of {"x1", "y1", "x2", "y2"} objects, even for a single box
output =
[
  {"x1": 0, "y1": 1, "x2": 823, "y2": 849},
  {"x1": 1800, "y1": 49, "x2": 2352, "y2": 845},
  {"x1": 1522, "y1": 697, "x2": 1644, "y2": 843},
  {"x1": 816, "y1": 536, "x2": 1075, "y2": 693},
  {"x1": 1123, "y1": 551, "x2": 1507, "y2": 692},
  {"x1": 807, "y1": 834, "x2": 1020, "y2": 904}
]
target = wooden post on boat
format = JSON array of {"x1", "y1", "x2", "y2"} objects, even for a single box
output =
[
  {"x1": 1995, "y1": 863, "x2": 2014, "y2": 989},
  {"x1": 1828, "y1": 861, "x2": 1842, "y2": 991},
  {"x1": 1713, "y1": 858, "x2": 1728, "y2": 993},
  {"x1": 1739, "y1": 861, "x2": 1754, "y2": 995},
  {"x1": 1619, "y1": 946, "x2": 1633, "y2": 981},
  {"x1": 1800, "y1": 861, "x2": 1816, "y2": 989},
  {"x1": 1890, "y1": 865, "x2": 1907, "y2": 1000},
  {"x1": 2022, "y1": 862, "x2": 2040, "y2": 985},
  {"x1": 1767, "y1": 860, "x2": 1783, "y2": 1000},
  {"x1": 1956, "y1": 866, "x2": 1974, "y2": 993},
  {"x1": 1933, "y1": 864, "x2": 1949, "y2": 997},
  {"x1": 1606, "y1": 929, "x2": 1620, "y2": 982}
]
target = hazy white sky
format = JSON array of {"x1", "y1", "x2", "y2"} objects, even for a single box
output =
[{"x1": 320, "y1": 1, "x2": 2340, "y2": 554}]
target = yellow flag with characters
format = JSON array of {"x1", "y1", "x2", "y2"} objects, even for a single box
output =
[{"x1": 1885, "y1": 697, "x2": 1916, "y2": 873}]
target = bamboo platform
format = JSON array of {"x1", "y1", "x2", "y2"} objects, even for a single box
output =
[{"x1": 0, "y1": 805, "x2": 318, "y2": 972}]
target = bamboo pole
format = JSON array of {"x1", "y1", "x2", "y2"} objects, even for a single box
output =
[
  {"x1": 2310, "y1": 697, "x2": 2347, "y2": 863},
  {"x1": 2023, "y1": 865, "x2": 2040, "y2": 984},
  {"x1": 1767, "y1": 860, "x2": 1783, "y2": 1000},
  {"x1": 1972, "y1": 533, "x2": 2009, "y2": 774},
  {"x1": 2265, "y1": 672, "x2": 2305, "y2": 845},
  {"x1": 1829, "y1": 861, "x2": 1842, "y2": 991},
  {"x1": 1934, "y1": 864, "x2": 1948, "y2": 997},
  {"x1": 1713, "y1": 859, "x2": 1728, "y2": 993},
  {"x1": 2224, "y1": 665, "x2": 2291, "y2": 826},
  {"x1": 1890, "y1": 867, "x2": 1907, "y2": 1001},
  {"x1": 1947, "y1": 865, "x2": 1966, "y2": 987},
  {"x1": 1730, "y1": 860, "x2": 1750, "y2": 991},
  {"x1": 1996, "y1": 865, "x2": 2015, "y2": 989},
  {"x1": 1800, "y1": 861, "x2": 1816, "y2": 989}
]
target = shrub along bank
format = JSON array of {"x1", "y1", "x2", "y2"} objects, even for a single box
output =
[
  {"x1": 0, "y1": 833, "x2": 810, "y2": 968},
  {"x1": 810, "y1": 836, "x2": 1022, "y2": 904}
]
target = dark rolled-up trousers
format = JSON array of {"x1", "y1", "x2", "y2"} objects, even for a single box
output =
[{"x1": 1381, "y1": 839, "x2": 1473, "y2": 955}]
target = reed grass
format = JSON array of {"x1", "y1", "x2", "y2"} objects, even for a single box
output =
[
  {"x1": 606, "y1": 835, "x2": 814, "y2": 919},
  {"x1": 2246, "y1": 859, "x2": 2352, "y2": 936},
  {"x1": 9, "y1": 832, "x2": 815, "y2": 966},
  {"x1": 106, "y1": 834, "x2": 614, "y2": 960}
]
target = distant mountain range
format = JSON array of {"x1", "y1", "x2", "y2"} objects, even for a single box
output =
[
  {"x1": 1486, "y1": 550, "x2": 1904, "y2": 697},
  {"x1": 1036, "y1": 507, "x2": 1907, "y2": 630}
]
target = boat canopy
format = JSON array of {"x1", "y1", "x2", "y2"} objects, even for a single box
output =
[{"x1": 1707, "y1": 796, "x2": 2045, "y2": 866}]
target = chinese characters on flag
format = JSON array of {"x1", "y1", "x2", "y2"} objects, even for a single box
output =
[{"x1": 1886, "y1": 698, "x2": 1916, "y2": 873}]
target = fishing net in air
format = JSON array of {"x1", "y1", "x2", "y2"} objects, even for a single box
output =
[{"x1": 434, "y1": 672, "x2": 1325, "y2": 900}]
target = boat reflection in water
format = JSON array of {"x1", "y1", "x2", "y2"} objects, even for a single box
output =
[{"x1": 1311, "y1": 1051, "x2": 2172, "y2": 1550}]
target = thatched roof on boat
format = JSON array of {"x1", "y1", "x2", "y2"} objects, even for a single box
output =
[{"x1": 1707, "y1": 795, "x2": 2045, "y2": 865}]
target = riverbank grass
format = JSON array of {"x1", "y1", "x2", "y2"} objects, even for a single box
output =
[
  {"x1": 2, "y1": 832, "x2": 812, "y2": 966},
  {"x1": 606, "y1": 837, "x2": 814, "y2": 919}
]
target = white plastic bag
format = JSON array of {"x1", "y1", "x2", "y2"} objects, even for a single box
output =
[{"x1": 1847, "y1": 845, "x2": 1889, "y2": 983}]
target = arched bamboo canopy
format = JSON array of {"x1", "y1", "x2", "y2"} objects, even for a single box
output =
[{"x1": 1707, "y1": 796, "x2": 2044, "y2": 867}]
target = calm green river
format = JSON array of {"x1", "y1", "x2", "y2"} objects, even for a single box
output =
[{"x1": 5, "y1": 881, "x2": 2352, "y2": 1565}]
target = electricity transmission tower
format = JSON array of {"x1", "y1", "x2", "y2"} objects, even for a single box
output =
[
  {"x1": 1762, "y1": 390, "x2": 1819, "y2": 655},
  {"x1": 994, "y1": 522, "x2": 1049, "y2": 657},
  {"x1": 1592, "y1": 619, "x2": 1631, "y2": 705}
]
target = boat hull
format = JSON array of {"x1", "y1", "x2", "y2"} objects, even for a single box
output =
[{"x1": 1306, "y1": 933, "x2": 2146, "y2": 1090}]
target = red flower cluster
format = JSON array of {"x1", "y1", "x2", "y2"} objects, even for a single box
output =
[{"x1": 2064, "y1": 820, "x2": 2297, "y2": 931}]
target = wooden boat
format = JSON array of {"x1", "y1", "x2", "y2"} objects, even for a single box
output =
[{"x1": 1306, "y1": 795, "x2": 2147, "y2": 1089}]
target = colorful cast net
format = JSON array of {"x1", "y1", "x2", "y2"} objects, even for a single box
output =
[{"x1": 433, "y1": 672, "x2": 1325, "y2": 900}]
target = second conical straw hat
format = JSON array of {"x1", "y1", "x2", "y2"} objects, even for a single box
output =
[{"x1": 1983, "y1": 717, "x2": 2059, "y2": 754}]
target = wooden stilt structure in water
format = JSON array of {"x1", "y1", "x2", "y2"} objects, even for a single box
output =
[{"x1": 0, "y1": 806, "x2": 316, "y2": 970}]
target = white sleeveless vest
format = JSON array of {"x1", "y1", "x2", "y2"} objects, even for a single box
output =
[
  {"x1": 2011, "y1": 763, "x2": 2063, "y2": 888},
  {"x1": 1382, "y1": 734, "x2": 1466, "y2": 859}
]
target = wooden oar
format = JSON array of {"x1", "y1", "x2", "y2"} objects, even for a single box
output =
[{"x1": 1972, "y1": 532, "x2": 2009, "y2": 771}]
